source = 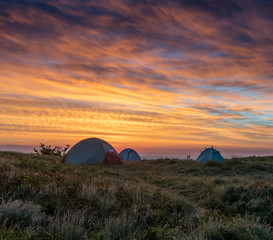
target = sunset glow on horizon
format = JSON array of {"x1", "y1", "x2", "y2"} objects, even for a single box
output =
[{"x1": 0, "y1": 0, "x2": 273, "y2": 158}]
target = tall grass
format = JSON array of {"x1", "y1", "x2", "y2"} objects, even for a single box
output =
[
  {"x1": 0, "y1": 151, "x2": 272, "y2": 239},
  {"x1": 47, "y1": 209, "x2": 89, "y2": 240},
  {"x1": 0, "y1": 200, "x2": 45, "y2": 228}
]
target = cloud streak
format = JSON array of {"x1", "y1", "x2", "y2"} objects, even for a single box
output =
[{"x1": 0, "y1": 0, "x2": 273, "y2": 156}]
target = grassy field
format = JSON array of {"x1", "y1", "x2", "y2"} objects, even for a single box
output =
[{"x1": 0, "y1": 151, "x2": 273, "y2": 240}]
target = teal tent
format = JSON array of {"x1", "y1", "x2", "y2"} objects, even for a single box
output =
[
  {"x1": 119, "y1": 148, "x2": 141, "y2": 161},
  {"x1": 196, "y1": 147, "x2": 224, "y2": 163}
]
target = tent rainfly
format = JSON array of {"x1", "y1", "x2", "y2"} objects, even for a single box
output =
[
  {"x1": 62, "y1": 138, "x2": 122, "y2": 165},
  {"x1": 196, "y1": 147, "x2": 224, "y2": 163},
  {"x1": 119, "y1": 148, "x2": 141, "y2": 161}
]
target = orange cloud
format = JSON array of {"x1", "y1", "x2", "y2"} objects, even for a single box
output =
[{"x1": 0, "y1": 0, "x2": 273, "y2": 157}]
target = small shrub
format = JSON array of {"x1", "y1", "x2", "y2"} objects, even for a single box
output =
[{"x1": 33, "y1": 143, "x2": 69, "y2": 156}]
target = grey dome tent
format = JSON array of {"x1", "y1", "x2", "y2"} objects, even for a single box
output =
[
  {"x1": 119, "y1": 148, "x2": 141, "y2": 161},
  {"x1": 62, "y1": 138, "x2": 122, "y2": 165},
  {"x1": 196, "y1": 147, "x2": 224, "y2": 163}
]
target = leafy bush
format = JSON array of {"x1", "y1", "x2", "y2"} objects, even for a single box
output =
[{"x1": 33, "y1": 143, "x2": 69, "y2": 156}]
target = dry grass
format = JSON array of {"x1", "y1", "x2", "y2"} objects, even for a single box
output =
[{"x1": 0, "y1": 151, "x2": 272, "y2": 239}]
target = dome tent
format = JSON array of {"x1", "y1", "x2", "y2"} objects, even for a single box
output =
[
  {"x1": 196, "y1": 147, "x2": 224, "y2": 163},
  {"x1": 62, "y1": 138, "x2": 122, "y2": 165},
  {"x1": 119, "y1": 148, "x2": 141, "y2": 161}
]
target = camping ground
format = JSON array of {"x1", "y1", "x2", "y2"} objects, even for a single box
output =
[{"x1": 0, "y1": 151, "x2": 273, "y2": 239}]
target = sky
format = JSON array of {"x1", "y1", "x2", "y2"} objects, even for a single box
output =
[{"x1": 0, "y1": 0, "x2": 273, "y2": 158}]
